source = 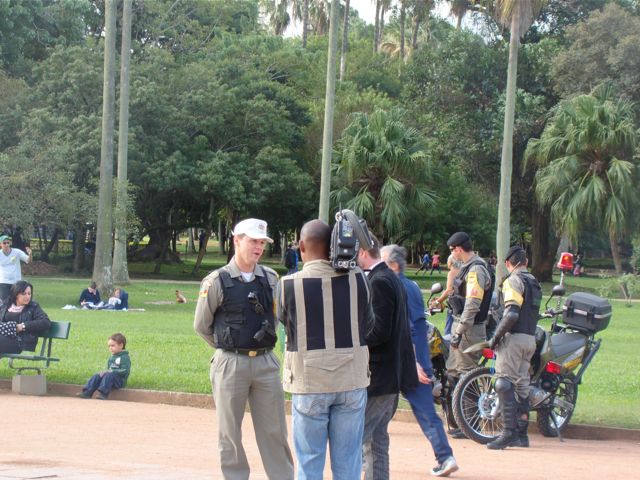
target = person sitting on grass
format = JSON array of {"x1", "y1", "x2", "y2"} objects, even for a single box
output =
[
  {"x1": 77, "y1": 332, "x2": 131, "y2": 400},
  {"x1": 79, "y1": 282, "x2": 103, "y2": 309}
]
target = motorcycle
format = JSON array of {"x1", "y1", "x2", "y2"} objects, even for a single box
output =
[
  {"x1": 450, "y1": 281, "x2": 611, "y2": 444},
  {"x1": 424, "y1": 283, "x2": 500, "y2": 432}
]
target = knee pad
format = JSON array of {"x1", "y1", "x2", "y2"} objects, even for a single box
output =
[{"x1": 495, "y1": 377, "x2": 514, "y2": 394}]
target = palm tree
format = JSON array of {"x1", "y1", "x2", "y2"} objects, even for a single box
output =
[
  {"x1": 112, "y1": 0, "x2": 132, "y2": 284},
  {"x1": 411, "y1": 0, "x2": 434, "y2": 50},
  {"x1": 494, "y1": 0, "x2": 545, "y2": 284},
  {"x1": 526, "y1": 84, "x2": 639, "y2": 275},
  {"x1": 318, "y1": 0, "x2": 340, "y2": 222},
  {"x1": 331, "y1": 108, "x2": 437, "y2": 240},
  {"x1": 93, "y1": 0, "x2": 117, "y2": 294},
  {"x1": 449, "y1": 0, "x2": 472, "y2": 29},
  {"x1": 340, "y1": 0, "x2": 350, "y2": 80}
]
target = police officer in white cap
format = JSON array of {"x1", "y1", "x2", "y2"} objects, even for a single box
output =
[{"x1": 194, "y1": 218, "x2": 293, "y2": 480}]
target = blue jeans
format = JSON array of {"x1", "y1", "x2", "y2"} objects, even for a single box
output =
[
  {"x1": 445, "y1": 309, "x2": 454, "y2": 337},
  {"x1": 292, "y1": 388, "x2": 367, "y2": 480},
  {"x1": 362, "y1": 393, "x2": 399, "y2": 480},
  {"x1": 82, "y1": 371, "x2": 123, "y2": 396},
  {"x1": 404, "y1": 383, "x2": 453, "y2": 464}
]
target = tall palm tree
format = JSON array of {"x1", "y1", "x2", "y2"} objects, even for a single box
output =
[
  {"x1": 494, "y1": 0, "x2": 545, "y2": 284},
  {"x1": 318, "y1": 0, "x2": 340, "y2": 222},
  {"x1": 411, "y1": 0, "x2": 434, "y2": 49},
  {"x1": 93, "y1": 0, "x2": 117, "y2": 294},
  {"x1": 526, "y1": 84, "x2": 639, "y2": 275},
  {"x1": 331, "y1": 108, "x2": 437, "y2": 240},
  {"x1": 112, "y1": 0, "x2": 132, "y2": 284},
  {"x1": 450, "y1": 0, "x2": 472, "y2": 29},
  {"x1": 340, "y1": 0, "x2": 350, "y2": 80}
]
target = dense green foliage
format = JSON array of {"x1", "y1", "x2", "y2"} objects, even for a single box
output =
[{"x1": 0, "y1": 0, "x2": 639, "y2": 270}]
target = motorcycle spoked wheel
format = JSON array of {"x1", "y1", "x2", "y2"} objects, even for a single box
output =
[
  {"x1": 536, "y1": 378, "x2": 578, "y2": 437},
  {"x1": 452, "y1": 367, "x2": 503, "y2": 444}
]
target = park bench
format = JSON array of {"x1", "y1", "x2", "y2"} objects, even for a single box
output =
[{"x1": 1, "y1": 321, "x2": 71, "y2": 375}]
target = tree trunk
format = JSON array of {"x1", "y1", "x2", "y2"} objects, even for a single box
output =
[
  {"x1": 92, "y1": 0, "x2": 117, "y2": 296},
  {"x1": 495, "y1": 6, "x2": 520, "y2": 290},
  {"x1": 318, "y1": 0, "x2": 340, "y2": 223},
  {"x1": 112, "y1": 0, "x2": 132, "y2": 285},
  {"x1": 188, "y1": 228, "x2": 197, "y2": 253},
  {"x1": 40, "y1": 227, "x2": 60, "y2": 263},
  {"x1": 302, "y1": 0, "x2": 309, "y2": 48},
  {"x1": 400, "y1": 2, "x2": 406, "y2": 60},
  {"x1": 530, "y1": 202, "x2": 558, "y2": 282},
  {"x1": 411, "y1": 11, "x2": 420, "y2": 49},
  {"x1": 72, "y1": 223, "x2": 86, "y2": 273},
  {"x1": 218, "y1": 218, "x2": 227, "y2": 255},
  {"x1": 374, "y1": 0, "x2": 381, "y2": 53},
  {"x1": 339, "y1": 0, "x2": 350, "y2": 81},
  {"x1": 609, "y1": 231, "x2": 623, "y2": 275},
  {"x1": 192, "y1": 198, "x2": 215, "y2": 275}
]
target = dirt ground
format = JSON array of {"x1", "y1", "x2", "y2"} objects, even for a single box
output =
[{"x1": 2, "y1": 392, "x2": 639, "y2": 480}]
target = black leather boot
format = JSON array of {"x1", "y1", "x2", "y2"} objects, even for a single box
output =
[
  {"x1": 487, "y1": 379, "x2": 520, "y2": 450},
  {"x1": 517, "y1": 419, "x2": 530, "y2": 447},
  {"x1": 517, "y1": 398, "x2": 530, "y2": 447}
]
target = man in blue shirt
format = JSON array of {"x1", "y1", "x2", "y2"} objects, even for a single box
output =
[{"x1": 381, "y1": 244, "x2": 458, "y2": 478}]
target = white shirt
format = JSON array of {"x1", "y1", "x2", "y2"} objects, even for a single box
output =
[{"x1": 0, "y1": 248, "x2": 29, "y2": 284}]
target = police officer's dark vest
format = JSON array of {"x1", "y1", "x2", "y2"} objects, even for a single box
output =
[
  {"x1": 213, "y1": 267, "x2": 277, "y2": 350},
  {"x1": 450, "y1": 258, "x2": 494, "y2": 324},
  {"x1": 508, "y1": 271, "x2": 542, "y2": 336}
]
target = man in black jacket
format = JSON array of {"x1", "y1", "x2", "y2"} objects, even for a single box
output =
[{"x1": 358, "y1": 234, "x2": 418, "y2": 480}]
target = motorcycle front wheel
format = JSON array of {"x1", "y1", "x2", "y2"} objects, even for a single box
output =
[
  {"x1": 536, "y1": 378, "x2": 578, "y2": 437},
  {"x1": 452, "y1": 367, "x2": 502, "y2": 444}
]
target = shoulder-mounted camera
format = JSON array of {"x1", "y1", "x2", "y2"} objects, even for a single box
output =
[{"x1": 330, "y1": 209, "x2": 374, "y2": 272}]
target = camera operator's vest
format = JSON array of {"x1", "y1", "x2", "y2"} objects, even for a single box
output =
[
  {"x1": 280, "y1": 261, "x2": 370, "y2": 394},
  {"x1": 213, "y1": 267, "x2": 276, "y2": 350},
  {"x1": 509, "y1": 271, "x2": 542, "y2": 336},
  {"x1": 450, "y1": 258, "x2": 494, "y2": 324}
]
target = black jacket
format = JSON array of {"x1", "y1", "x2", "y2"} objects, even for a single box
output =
[
  {"x1": 0, "y1": 301, "x2": 51, "y2": 352},
  {"x1": 366, "y1": 262, "x2": 419, "y2": 397}
]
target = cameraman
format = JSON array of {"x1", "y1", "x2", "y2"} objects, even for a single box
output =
[{"x1": 277, "y1": 219, "x2": 372, "y2": 479}]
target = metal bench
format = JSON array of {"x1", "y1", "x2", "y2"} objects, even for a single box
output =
[{"x1": 1, "y1": 321, "x2": 71, "y2": 375}]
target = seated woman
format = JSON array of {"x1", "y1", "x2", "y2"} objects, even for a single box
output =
[
  {"x1": 79, "y1": 281, "x2": 103, "y2": 309},
  {"x1": 0, "y1": 281, "x2": 52, "y2": 354}
]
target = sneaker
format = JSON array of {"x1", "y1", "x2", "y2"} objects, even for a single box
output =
[
  {"x1": 76, "y1": 391, "x2": 91, "y2": 399},
  {"x1": 431, "y1": 456, "x2": 459, "y2": 477},
  {"x1": 96, "y1": 392, "x2": 109, "y2": 400}
]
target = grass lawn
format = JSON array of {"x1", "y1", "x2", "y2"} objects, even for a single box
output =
[{"x1": 2, "y1": 267, "x2": 639, "y2": 430}]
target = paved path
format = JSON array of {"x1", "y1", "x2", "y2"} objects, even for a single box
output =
[{"x1": 2, "y1": 392, "x2": 639, "y2": 479}]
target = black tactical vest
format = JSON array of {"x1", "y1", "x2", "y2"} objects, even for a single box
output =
[
  {"x1": 213, "y1": 267, "x2": 277, "y2": 350},
  {"x1": 450, "y1": 258, "x2": 494, "y2": 325},
  {"x1": 509, "y1": 271, "x2": 542, "y2": 336}
]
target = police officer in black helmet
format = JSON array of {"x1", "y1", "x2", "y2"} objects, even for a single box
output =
[
  {"x1": 486, "y1": 245, "x2": 542, "y2": 449},
  {"x1": 444, "y1": 232, "x2": 493, "y2": 439}
]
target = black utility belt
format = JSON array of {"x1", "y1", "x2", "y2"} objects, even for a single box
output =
[{"x1": 223, "y1": 348, "x2": 272, "y2": 357}]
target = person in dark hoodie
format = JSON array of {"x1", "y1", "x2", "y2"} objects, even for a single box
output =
[
  {"x1": 77, "y1": 332, "x2": 131, "y2": 400},
  {"x1": 0, "y1": 280, "x2": 51, "y2": 354}
]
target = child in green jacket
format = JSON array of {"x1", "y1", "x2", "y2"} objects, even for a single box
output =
[{"x1": 77, "y1": 332, "x2": 131, "y2": 400}]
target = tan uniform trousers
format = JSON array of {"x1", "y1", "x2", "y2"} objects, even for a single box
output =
[
  {"x1": 495, "y1": 333, "x2": 536, "y2": 402},
  {"x1": 210, "y1": 349, "x2": 294, "y2": 480},
  {"x1": 446, "y1": 321, "x2": 486, "y2": 377}
]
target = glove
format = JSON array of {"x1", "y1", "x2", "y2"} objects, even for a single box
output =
[{"x1": 450, "y1": 334, "x2": 461, "y2": 349}]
